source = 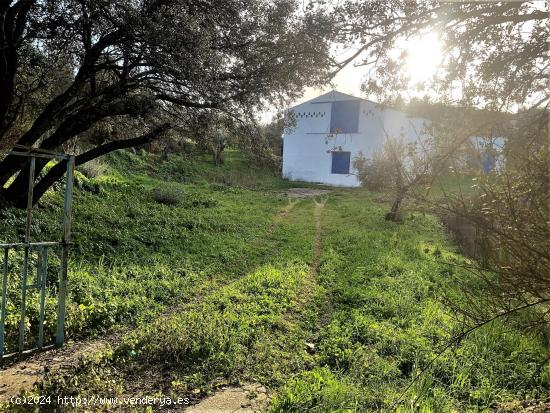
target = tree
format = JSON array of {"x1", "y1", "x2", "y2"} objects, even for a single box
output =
[
  {"x1": 356, "y1": 140, "x2": 422, "y2": 221},
  {"x1": 0, "y1": 0, "x2": 336, "y2": 207},
  {"x1": 204, "y1": 125, "x2": 229, "y2": 168},
  {"x1": 352, "y1": 120, "x2": 461, "y2": 221},
  {"x1": 331, "y1": 1, "x2": 548, "y2": 110},
  {"x1": 184, "y1": 111, "x2": 235, "y2": 167},
  {"x1": 240, "y1": 111, "x2": 291, "y2": 171},
  {"x1": 335, "y1": 0, "x2": 549, "y2": 329}
]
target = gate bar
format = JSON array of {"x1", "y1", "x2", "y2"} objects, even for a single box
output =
[
  {"x1": 0, "y1": 249, "x2": 8, "y2": 356},
  {"x1": 56, "y1": 155, "x2": 74, "y2": 347},
  {"x1": 18, "y1": 248, "x2": 29, "y2": 353},
  {"x1": 0, "y1": 242, "x2": 60, "y2": 248},
  {"x1": 37, "y1": 246, "x2": 48, "y2": 349},
  {"x1": 2, "y1": 145, "x2": 70, "y2": 161},
  {"x1": 0, "y1": 244, "x2": 59, "y2": 357},
  {"x1": 0, "y1": 150, "x2": 74, "y2": 357},
  {"x1": 19, "y1": 157, "x2": 35, "y2": 353},
  {"x1": 11, "y1": 144, "x2": 70, "y2": 158},
  {"x1": 5, "y1": 152, "x2": 68, "y2": 161}
]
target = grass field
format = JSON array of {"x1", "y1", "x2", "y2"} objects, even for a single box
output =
[{"x1": 1, "y1": 151, "x2": 548, "y2": 412}]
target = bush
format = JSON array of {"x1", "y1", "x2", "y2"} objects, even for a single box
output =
[
  {"x1": 78, "y1": 158, "x2": 107, "y2": 179},
  {"x1": 352, "y1": 151, "x2": 393, "y2": 192},
  {"x1": 74, "y1": 171, "x2": 101, "y2": 194},
  {"x1": 151, "y1": 187, "x2": 182, "y2": 205}
]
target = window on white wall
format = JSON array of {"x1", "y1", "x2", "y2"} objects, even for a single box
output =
[
  {"x1": 331, "y1": 151, "x2": 351, "y2": 174},
  {"x1": 330, "y1": 101, "x2": 360, "y2": 133}
]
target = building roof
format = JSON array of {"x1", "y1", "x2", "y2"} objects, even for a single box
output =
[
  {"x1": 308, "y1": 90, "x2": 363, "y2": 103},
  {"x1": 290, "y1": 90, "x2": 431, "y2": 123},
  {"x1": 290, "y1": 90, "x2": 378, "y2": 109}
]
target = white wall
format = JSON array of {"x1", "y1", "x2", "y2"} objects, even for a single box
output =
[{"x1": 282, "y1": 96, "x2": 429, "y2": 187}]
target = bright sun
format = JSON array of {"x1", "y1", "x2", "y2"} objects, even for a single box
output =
[{"x1": 404, "y1": 32, "x2": 443, "y2": 85}]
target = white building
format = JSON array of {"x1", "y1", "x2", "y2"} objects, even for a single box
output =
[
  {"x1": 282, "y1": 91, "x2": 430, "y2": 187},
  {"x1": 469, "y1": 136, "x2": 506, "y2": 173}
]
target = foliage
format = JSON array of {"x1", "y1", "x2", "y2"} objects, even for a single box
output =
[
  {"x1": 269, "y1": 367, "x2": 362, "y2": 413},
  {"x1": 353, "y1": 136, "x2": 441, "y2": 221},
  {"x1": 151, "y1": 187, "x2": 183, "y2": 206},
  {"x1": 76, "y1": 158, "x2": 108, "y2": 179},
  {"x1": 0, "y1": 151, "x2": 292, "y2": 353},
  {"x1": 336, "y1": 1, "x2": 549, "y2": 333},
  {"x1": 352, "y1": 151, "x2": 392, "y2": 192},
  {"x1": 0, "y1": 0, "x2": 336, "y2": 206},
  {"x1": 182, "y1": 111, "x2": 236, "y2": 167},
  {"x1": 303, "y1": 192, "x2": 549, "y2": 411},
  {"x1": 332, "y1": 1, "x2": 548, "y2": 111},
  {"x1": 241, "y1": 111, "x2": 292, "y2": 172},
  {"x1": 434, "y1": 112, "x2": 550, "y2": 329},
  {"x1": 334, "y1": 0, "x2": 548, "y2": 233}
]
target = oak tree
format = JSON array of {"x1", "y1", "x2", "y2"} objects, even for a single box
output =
[{"x1": 0, "y1": 0, "x2": 335, "y2": 206}]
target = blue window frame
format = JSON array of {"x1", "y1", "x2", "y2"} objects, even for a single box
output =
[
  {"x1": 331, "y1": 151, "x2": 351, "y2": 174},
  {"x1": 330, "y1": 100, "x2": 360, "y2": 133}
]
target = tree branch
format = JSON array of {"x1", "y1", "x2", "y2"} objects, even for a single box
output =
[{"x1": 29, "y1": 123, "x2": 172, "y2": 206}]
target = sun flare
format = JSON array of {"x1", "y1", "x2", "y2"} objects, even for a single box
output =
[{"x1": 404, "y1": 32, "x2": 443, "y2": 85}]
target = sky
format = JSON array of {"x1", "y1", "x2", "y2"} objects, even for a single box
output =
[{"x1": 260, "y1": 33, "x2": 443, "y2": 124}]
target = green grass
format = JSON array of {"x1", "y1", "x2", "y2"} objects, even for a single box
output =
[
  {"x1": 425, "y1": 173, "x2": 477, "y2": 200},
  {"x1": 0, "y1": 151, "x2": 297, "y2": 352},
  {"x1": 284, "y1": 190, "x2": 549, "y2": 411},
  {"x1": 1, "y1": 151, "x2": 548, "y2": 412}
]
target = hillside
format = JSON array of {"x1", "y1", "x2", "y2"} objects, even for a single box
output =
[{"x1": 0, "y1": 151, "x2": 548, "y2": 412}]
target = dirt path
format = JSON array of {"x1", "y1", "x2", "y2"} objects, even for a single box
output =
[
  {"x1": 0, "y1": 194, "x2": 324, "y2": 408},
  {"x1": 0, "y1": 338, "x2": 112, "y2": 402},
  {"x1": 311, "y1": 197, "x2": 327, "y2": 273},
  {"x1": 284, "y1": 188, "x2": 330, "y2": 199},
  {"x1": 183, "y1": 384, "x2": 269, "y2": 413},
  {"x1": 183, "y1": 197, "x2": 327, "y2": 413},
  {"x1": 169, "y1": 198, "x2": 301, "y2": 315},
  {"x1": 255, "y1": 198, "x2": 300, "y2": 244},
  {"x1": 0, "y1": 200, "x2": 301, "y2": 403},
  {"x1": 312, "y1": 198, "x2": 334, "y2": 335},
  {"x1": 286, "y1": 197, "x2": 326, "y2": 315}
]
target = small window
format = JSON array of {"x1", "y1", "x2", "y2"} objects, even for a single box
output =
[{"x1": 331, "y1": 151, "x2": 351, "y2": 174}]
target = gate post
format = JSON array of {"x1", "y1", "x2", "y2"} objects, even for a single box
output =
[{"x1": 56, "y1": 155, "x2": 74, "y2": 347}]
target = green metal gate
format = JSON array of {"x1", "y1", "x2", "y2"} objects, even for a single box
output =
[{"x1": 0, "y1": 147, "x2": 74, "y2": 358}]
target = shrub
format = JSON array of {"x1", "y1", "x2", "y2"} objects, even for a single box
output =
[
  {"x1": 78, "y1": 158, "x2": 108, "y2": 179},
  {"x1": 352, "y1": 151, "x2": 393, "y2": 192},
  {"x1": 151, "y1": 187, "x2": 182, "y2": 205},
  {"x1": 74, "y1": 171, "x2": 101, "y2": 194}
]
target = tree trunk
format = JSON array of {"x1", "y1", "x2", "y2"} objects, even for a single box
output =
[
  {"x1": 385, "y1": 193, "x2": 405, "y2": 221},
  {"x1": 0, "y1": 1, "x2": 33, "y2": 138},
  {"x1": 385, "y1": 166, "x2": 405, "y2": 221},
  {"x1": 212, "y1": 144, "x2": 224, "y2": 167},
  {"x1": 0, "y1": 124, "x2": 171, "y2": 208}
]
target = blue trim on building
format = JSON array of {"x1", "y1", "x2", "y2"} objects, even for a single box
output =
[
  {"x1": 331, "y1": 151, "x2": 351, "y2": 174},
  {"x1": 330, "y1": 100, "x2": 360, "y2": 133}
]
